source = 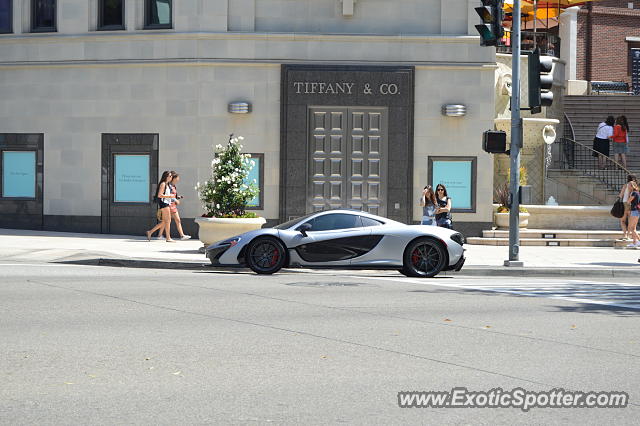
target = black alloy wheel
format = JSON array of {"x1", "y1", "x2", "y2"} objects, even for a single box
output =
[
  {"x1": 246, "y1": 237, "x2": 287, "y2": 274},
  {"x1": 401, "y1": 238, "x2": 446, "y2": 278}
]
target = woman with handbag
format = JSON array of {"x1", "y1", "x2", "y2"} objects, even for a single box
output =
[
  {"x1": 626, "y1": 180, "x2": 640, "y2": 248},
  {"x1": 145, "y1": 171, "x2": 175, "y2": 242},
  {"x1": 618, "y1": 175, "x2": 637, "y2": 241}
]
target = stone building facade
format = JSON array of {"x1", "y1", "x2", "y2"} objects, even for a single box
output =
[{"x1": 0, "y1": 0, "x2": 496, "y2": 237}]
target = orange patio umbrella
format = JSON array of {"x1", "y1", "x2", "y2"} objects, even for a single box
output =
[{"x1": 504, "y1": 0, "x2": 597, "y2": 22}]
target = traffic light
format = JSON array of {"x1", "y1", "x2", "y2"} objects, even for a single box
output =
[
  {"x1": 482, "y1": 130, "x2": 508, "y2": 154},
  {"x1": 474, "y1": 0, "x2": 504, "y2": 47},
  {"x1": 528, "y1": 48, "x2": 554, "y2": 114}
]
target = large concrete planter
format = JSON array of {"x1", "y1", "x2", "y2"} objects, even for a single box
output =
[
  {"x1": 494, "y1": 212, "x2": 530, "y2": 229},
  {"x1": 195, "y1": 217, "x2": 266, "y2": 246}
]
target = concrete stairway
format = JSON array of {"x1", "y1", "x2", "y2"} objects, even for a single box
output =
[
  {"x1": 545, "y1": 169, "x2": 619, "y2": 205},
  {"x1": 564, "y1": 95, "x2": 640, "y2": 172},
  {"x1": 467, "y1": 229, "x2": 636, "y2": 248}
]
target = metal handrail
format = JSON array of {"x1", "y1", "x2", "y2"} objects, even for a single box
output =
[
  {"x1": 563, "y1": 113, "x2": 575, "y2": 141},
  {"x1": 551, "y1": 137, "x2": 631, "y2": 192}
]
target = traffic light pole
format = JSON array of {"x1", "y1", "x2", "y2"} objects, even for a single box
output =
[{"x1": 505, "y1": 0, "x2": 524, "y2": 267}]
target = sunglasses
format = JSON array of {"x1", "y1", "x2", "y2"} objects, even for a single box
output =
[{"x1": 437, "y1": 188, "x2": 444, "y2": 191}]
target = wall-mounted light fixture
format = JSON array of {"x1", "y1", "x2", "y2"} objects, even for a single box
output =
[
  {"x1": 228, "y1": 102, "x2": 252, "y2": 114},
  {"x1": 340, "y1": 0, "x2": 356, "y2": 16},
  {"x1": 441, "y1": 104, "x2": 467, "y2": 117}
]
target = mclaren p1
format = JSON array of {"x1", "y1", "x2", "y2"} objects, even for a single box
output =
[{"x1": 205, "y1": 209, "x2": 465, "y2": 277}]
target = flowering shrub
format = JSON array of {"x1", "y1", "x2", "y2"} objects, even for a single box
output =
[{"x1": 196, "y1": 134, "x2": 259, "y2": 218}]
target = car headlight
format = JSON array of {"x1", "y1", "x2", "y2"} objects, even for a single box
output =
[
  {"x1": 220, "y1": 237, "x2": 241, "y2": 247},
  {"x1": 450, "y1": 233, "x2": 465, "y2": 246}
]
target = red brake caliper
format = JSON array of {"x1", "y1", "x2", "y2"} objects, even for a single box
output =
[
  {"x1": 411, "y1": 248, "x2": 420, "y2": 266},
  {"x1": 270, "y1": 246, "x2": 280, "y2": 266}
]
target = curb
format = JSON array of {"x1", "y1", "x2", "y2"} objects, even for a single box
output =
[
  {"x1": 52, "y1": 257, "x2": 639, "y2": 278},
  {"x1": 446, "y1": 267, "x2": 636, "y2": 278},
  {"x1": 57, "y1": 258, "x2": 211, "y2": 270}
]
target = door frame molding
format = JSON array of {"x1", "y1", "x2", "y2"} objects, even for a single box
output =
[
  {"x1": 281, "y1": 64, "x2": 415, "y2": 224},
  {"x1": 0, "y1": 133, "x2": 44, "y2": 230},
  {"x1": 101, "y1": 134, "x2": 158, "y2": 234}
]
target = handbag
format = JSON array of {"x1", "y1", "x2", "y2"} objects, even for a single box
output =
[
  {"x1": 156, "y1": 209, "x2": 163, "y2": 221},
  {"x1": 610, "y1": 198, "x2": 624, "y2": 218}
]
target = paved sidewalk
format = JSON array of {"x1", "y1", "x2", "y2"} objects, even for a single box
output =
[{"x1": 1, "y1": 228, "x2": 639, "y2": 277}]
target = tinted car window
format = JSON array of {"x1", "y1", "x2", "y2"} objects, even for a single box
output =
[
  {"x1": 308, "y1": 213, "x2": 361, "y2": 231},
  {"x1": 360, "y1": 216, "x2": 383, "y2": 227},
  {"x1": 274, "y1": 213, "x2": 316, "y2": 229}
]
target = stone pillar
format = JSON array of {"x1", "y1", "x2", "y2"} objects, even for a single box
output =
[
  {"x1": 494, "y1": 118, "x2": 559, "y2": 204},
  {"x1": 559, "y1": 6, "x2": 579, "y2": 81}
]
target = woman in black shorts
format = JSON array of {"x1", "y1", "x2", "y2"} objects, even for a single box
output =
[
  {"x1": 145, "y1": 171, "x2": 175, "y2": 242},
  {"x1": 592, "y1": 115, "x2": 615, "y2": 169}
]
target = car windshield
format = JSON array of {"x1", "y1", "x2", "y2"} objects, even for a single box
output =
[{"x1": 273, "y1": 213, "x2": 317, "y2": 230}]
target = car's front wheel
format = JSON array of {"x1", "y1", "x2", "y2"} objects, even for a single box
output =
[
  {"x1": 401, "y1": 238, "x2": 446, "y2": 278},
  {"x1": 246, "y1": 237, "x2": 287, "y2": 275}
]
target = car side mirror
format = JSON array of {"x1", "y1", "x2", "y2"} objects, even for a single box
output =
[{"x1": 298, "y1": 223, "x2": 312, "y2": 237}]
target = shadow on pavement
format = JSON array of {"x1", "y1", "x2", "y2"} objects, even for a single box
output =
[
  {"x1": 577, "y1": 262, "x2": 639, "y2": 267},
  {"x1": 551, "y1": 303, "x2": 639, "y2": 316}
]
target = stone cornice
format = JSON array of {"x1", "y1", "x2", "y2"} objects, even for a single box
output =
[
  {"x1": 0, "y1": 58, "x2": 497, "y2": 69},
  {"x1": 0, "y1": 31, "x2": 481, "y2": 45}
]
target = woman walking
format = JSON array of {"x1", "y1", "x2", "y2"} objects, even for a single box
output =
[
  {"x1": 419, "y1": 185, "x2": 437, "y2": 225},
  {"x1": 158, "y1": 171, "x2": 191, "y2": 240},
  {"x1": 618, "y1": 174, "x2": 637, "y2": 241},
  {"x1": 612, "y1": 115, "x2": 630, "y2": 169},
  {"x1": 145, "y1": 171, "x2": 175, "y2": 242},
  {"x1": 626, "y1": 180, "x2": 640, "y2": 248},
  {"x1": 435, "y1": 184, "x2": 453, "y2": 229},
  {"x1": 592, "y1": 115, "x2": 615, "y2": 169}
]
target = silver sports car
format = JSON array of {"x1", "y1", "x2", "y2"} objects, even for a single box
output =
[{"x1": 205, "y1": 209, "x2": 465, "y2": 277}]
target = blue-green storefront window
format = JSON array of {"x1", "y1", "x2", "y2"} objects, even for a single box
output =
[
  {"x1": 244, "y1": 155, "x2": 261, "y2": 208},
  {"x1": 2, "y1": 151, "x2": 36, "y2": 198},
  {"x1": 432, "y1": 160, "x2": 473, "y2": 210},
  {"x1": 114, "y1": 154, "x2": 150, "y2": 203}
]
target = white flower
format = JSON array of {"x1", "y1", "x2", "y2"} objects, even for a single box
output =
[
  {"x1": 216, "y1": 204, "x2": 220, "y2": 209},
  {"x1": 238, "y1": 136, "x2": 244, "y2": 141}
]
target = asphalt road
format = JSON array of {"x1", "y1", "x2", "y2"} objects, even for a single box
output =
[{"x1": 1, "y1": 262, "x2": 639, "y2": 425}]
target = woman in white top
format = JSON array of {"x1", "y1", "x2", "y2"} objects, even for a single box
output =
[
  {"x1": 592, "y1": 116, "x2": 615, "y2": 169},
  {"x1": 618, "y1": 174, "x2": 637, "y2": 241}
]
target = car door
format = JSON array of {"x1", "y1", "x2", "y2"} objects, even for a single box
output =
[{"x1": 292, "y1": 213, "x2": 372, "y2": 265}]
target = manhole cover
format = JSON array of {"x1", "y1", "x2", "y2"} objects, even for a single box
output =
[{"x1": 286, "y1": 281, "x2": 361, "y2": 287}]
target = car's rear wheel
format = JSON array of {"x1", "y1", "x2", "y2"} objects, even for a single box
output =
[
  {"x1": 402, "y1": 238, "x2": 446, "y2": 278},
  {"x1": 246, "y1": 237, "x2": 287, "y2": 275}
]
